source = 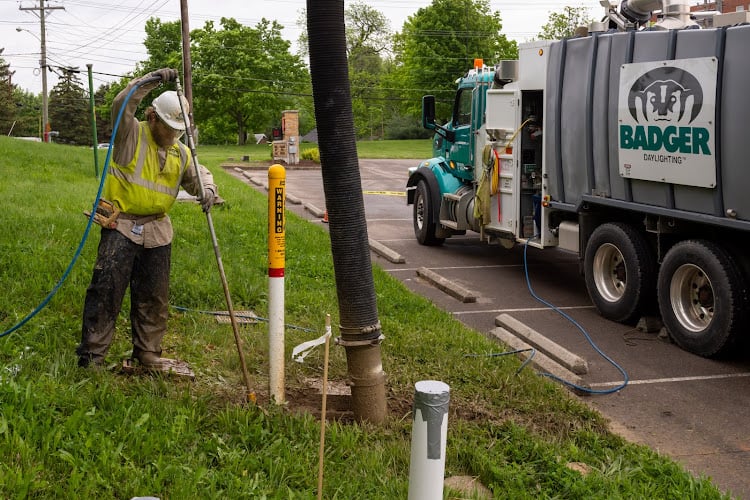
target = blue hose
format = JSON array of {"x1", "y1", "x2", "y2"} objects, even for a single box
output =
[
  {"x1": 1, "y1": 77, "x2": 159, "y2": 339},
  {"x1": 522, "y1": 237, "x2": 629, "y2": 394}
]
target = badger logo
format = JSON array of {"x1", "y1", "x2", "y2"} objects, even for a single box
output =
[
  {"x1": 618, "y1": 57, "x2": 717, "y2": 188},
  {"x1": 621, "y1": 65, "x2": 710, "y2": 156},
  {"x1": 628, "y1": 67, "x2": 702, "y2": 124}
]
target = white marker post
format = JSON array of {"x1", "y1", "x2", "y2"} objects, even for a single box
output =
[
  {"x1": 268, "y1": 164, "x2": 286, "y2": 404},
  {"x1": 408, "y1": 380, "x2": 450, "y2": 500}
]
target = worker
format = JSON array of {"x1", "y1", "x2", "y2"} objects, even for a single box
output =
[{"x1": 76, "y1": 68, "x2": 218, "y2": 370}]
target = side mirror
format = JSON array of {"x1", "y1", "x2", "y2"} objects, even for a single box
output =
[{"x1": 422, "y1": 95, "x2": 436, "y2": 130}]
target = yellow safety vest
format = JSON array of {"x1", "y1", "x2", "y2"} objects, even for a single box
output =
[{"x1": 104, "y1": 122, "x2": 190, "y2": 216}]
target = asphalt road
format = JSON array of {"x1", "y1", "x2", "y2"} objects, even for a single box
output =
[{"x1": 229, "y1": 158, "x2": 750, "y2": 499}]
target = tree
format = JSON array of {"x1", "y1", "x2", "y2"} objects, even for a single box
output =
[
  {"x1": 0, "y1": 49, "x2": 16, "y2": 135},
  {"x1": 345, "y1": 3, "x2": 393, "y2": 139},
  {"x1": 191, "y1": 18, "x2": 309, "y2": 144},
  {"x1": 10, "y1": 87, "x2": 42, "y2": 138},
  {"x1": 392, "y1": 0, "x2": 517, "y2": 122},
  {"x1": 48, "y1": 68, "x2": 90, "y2": 145},
  {"x1": 141, "y1": 18, "x2": 184, "y2": 72},
  {"x1": 538, "y1": 6, "x2": 594, "y2": 40},
  {"x1": 298, "y1": 2, "x2": 393, "y2": 139},
  {"x1": 94, "y1": 83, "x2": 113, "y2": 144}
]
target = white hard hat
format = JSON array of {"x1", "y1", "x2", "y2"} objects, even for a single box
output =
[{"x1": 152, "y1": 91, "x2": 189, "y2": 131}]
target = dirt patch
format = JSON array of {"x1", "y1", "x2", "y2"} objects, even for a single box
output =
[{"x1": 444, "y1": 476, "x2": 493, "y2": 499}]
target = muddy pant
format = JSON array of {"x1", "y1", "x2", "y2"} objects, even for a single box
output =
[{"x1": 77, "y1": 229, "x2": 171, "y2": 367}]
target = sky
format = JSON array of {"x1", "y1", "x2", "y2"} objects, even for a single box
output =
[{"x1": 0, "y1": 0, "x2": 605, "y2": 95}]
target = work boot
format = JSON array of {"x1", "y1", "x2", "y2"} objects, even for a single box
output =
[
  {"x1": 136, "y1": 351, "x2": 170, "y2": 369},
  {"x1": 130, "y1": 351, "x2": 194, "y2": 378},
  {"x1": 78, "y1": 353, "x2": 105, "y2": 370}
]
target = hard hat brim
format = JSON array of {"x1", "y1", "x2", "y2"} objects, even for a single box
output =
[{"x1": 156, "y1": 112, "x2": 188, "y2": 131}]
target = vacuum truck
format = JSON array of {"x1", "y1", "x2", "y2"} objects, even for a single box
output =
[{"x1": 406, "y1": 0, "x2": 750, "y2": 357}]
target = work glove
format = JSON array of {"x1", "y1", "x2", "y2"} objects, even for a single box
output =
[
  {"x1": 150, "y1": 68, "x2": 179, "y2": 83},
  {"x1": 200, "y1": 186, "x2": 218, "y2": 213}
]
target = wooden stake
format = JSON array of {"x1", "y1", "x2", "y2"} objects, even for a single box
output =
[{"x1": 317, "y1": 314, "x2": 332, "y2": 500}]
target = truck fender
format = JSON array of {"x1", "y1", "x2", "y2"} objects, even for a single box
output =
[{"x1": 406, "y1": 166, "x2": 442, "y2": 225}]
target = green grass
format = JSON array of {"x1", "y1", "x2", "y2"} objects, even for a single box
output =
[
  {"x1": 0, "y1": 136, "x2": 730, "y2": 498},
  {"x1": 194, "y1": 139, "x2": 432, "y2": 165}
]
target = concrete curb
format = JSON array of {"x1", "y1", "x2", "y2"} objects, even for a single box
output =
[
  {"x1": 369, "y1": 239, "x2": 405, "y2": 264},
  {"x1": 495, "y1": 314, "x2": 589, "y2": 375},
  {"x1": 240, "y1": 170, "x2": 301, "y2": 205},
  {"x1": 304, "y1": 203, "x2": 326, "y2": 218},
  {"x1": 416, "y1": 267, "x2": 477, "y2": 303},
  {"x1": 286, "y1": 192, "x2": 302, "y2": 205},
  {"x1": 246, "y1": 175, "x2": 263, "y2": 186},
  {"x1": 488, "y1": 326, "x2": 588, "y2": 393}
]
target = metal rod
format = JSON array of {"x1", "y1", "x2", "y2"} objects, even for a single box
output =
[{"x1": 175, "y1": 78, "x2": 254, "y2": 403}]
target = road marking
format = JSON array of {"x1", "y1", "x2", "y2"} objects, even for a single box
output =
[
  {"x1": 363, "y1": 190, "x2": 406, "y2": 196},
  {"x1": 591, "y1": 372, "x2": 750, "y2": 388},
  {"x1": 386, "y1": 264, "x2": 523, "y2": 272},
  {"x1": 452, "y1": 305, "x2": 595, "y2": 315},
  {"x1": 365, "y1": 218, "x2": 412, "y2": 222}
]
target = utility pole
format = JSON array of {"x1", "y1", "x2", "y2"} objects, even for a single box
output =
[
  {"x1": 179, "y1": 0, "x2": 196, "y2": 139},
  {"x1": 20, "y1": 0, "x2": 64, "y2": 142}
]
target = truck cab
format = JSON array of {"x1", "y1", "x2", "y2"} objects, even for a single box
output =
[{"x1": 407, "y1": 42, "x2": 553, "y2": 249}]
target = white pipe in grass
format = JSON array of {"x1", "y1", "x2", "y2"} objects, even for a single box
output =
[{"x1": 408, "y1": 380, "x2": 450, "y2": 500}]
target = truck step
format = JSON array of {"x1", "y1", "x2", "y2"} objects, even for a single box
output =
[{"x1": 443, "y1": 193, "x2": 462, "y2": 201}]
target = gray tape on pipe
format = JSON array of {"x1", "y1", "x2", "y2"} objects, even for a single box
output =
[{"x1": 413, "y1": 381, "x2": 450, "y2": 460}]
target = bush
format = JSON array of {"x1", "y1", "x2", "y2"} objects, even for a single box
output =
[
  {"x1": 301, "y1": 146, "x2": 320, "y2": 163},
  {"x1": 385, "y1": 114, "x2": 433, "y2": 140}
]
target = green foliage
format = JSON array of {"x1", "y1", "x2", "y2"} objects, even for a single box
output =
[
  {"x1": 392, "y1": 0, "x2": 518, "y2": 122},
  {"x1": 93, "y1": 82, "x2": 113, "y2": 144},
  {"x1": 8, "y1": 87, "x2": 41, "y2": 138},
  {"x1": 0, "y1": 138, "x2": 730, "y2": 499},
  {"x1": 141, "y1": 18, "x2": 185, "y2": 73},
  {"x1": 0, "y1": 49, "x2": 15, "y2": 136},
  {"x1": 48, "y1": 70, "x2": 91, "y2": 146},
  {"x1": 384, "y1": 113, "x2": 433, "y2": 140},
  {"x1": 300, "y1": 146, "x2": 319, "y2": 163},
  {"x1": 299, "y1": 3, "x2": 394, "y2": 139},
  {"x1": 538, "y1": 5, "x2": 595, "y2": 40},
  {"x1": 136, "y1": 17, "x2": 311, "y2": 145},
  {"x1": 190, "y1": 18, "x2": 309, "y2": 145}
]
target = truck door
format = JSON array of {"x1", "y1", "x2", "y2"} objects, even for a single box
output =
[
  {"x1": 448, "y1": 87, "x2": 473, "y2": 169},
  {"x1": 485, "y1": 89, "x2": 519, "y2": 234}
]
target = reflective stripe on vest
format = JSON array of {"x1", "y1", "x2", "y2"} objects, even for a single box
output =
[{"x1": 104, "y1": 123, "x2": 189, "y2": 215}]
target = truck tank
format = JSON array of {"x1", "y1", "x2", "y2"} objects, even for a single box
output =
[{"x1": 545, "y1": 26, "x2": 750, "y2": 228}]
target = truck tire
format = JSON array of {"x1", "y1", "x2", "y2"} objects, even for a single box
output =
[
  {"x1": 584, "y1": 222, "x2": 656, "y2": 324},
  {"x1": 413, "y1": 180, "x2": 444, "y2": 246},
  {"x1": 658, "y1": 240, "x2": 748, "y2": 357}
]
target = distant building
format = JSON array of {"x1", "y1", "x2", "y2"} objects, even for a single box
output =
[{"x1": 302, "y1": 128, "x2": 318, "y2": 143}]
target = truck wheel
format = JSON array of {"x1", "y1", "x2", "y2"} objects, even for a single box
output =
[
  {"x1": 658, "y1": 240, "x2": 748, "y2": 357},
  {"x1": 584, "y1": 222, "x2": 656, "y2": 324},
  {"x1": 413, "y1": 180, "x2": 444, "y2": 246}
]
